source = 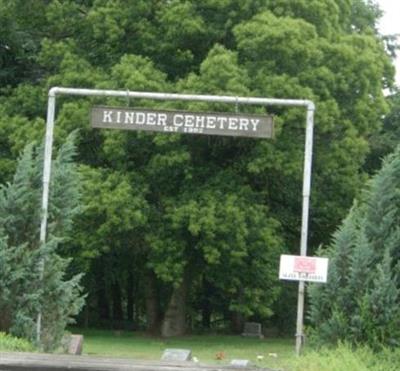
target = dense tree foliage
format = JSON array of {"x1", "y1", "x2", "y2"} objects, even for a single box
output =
[
  {"x1": 365, "y1": 89, "x2": 400, "y2": 172},
  {"x1": 0, "y1": 0, "x2": 396, "y2": 337}
]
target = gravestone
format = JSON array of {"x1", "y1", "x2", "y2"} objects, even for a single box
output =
[
  {"x1": 161, "y1": 349, "x2": 192, "y2": 362},
  {"x1": 68, "y1": 335, "x2": 84, "y2": 355},
  {"x1": 241, "y1": 322, "x2": 264, "y2": 339},
  {"x1": 230, "y1": 359, "x2": 251, "y2": 368}
]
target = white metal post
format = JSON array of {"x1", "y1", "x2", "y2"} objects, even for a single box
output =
[
  {"x1": 295, "y1": 105, "x2": 315, "y2": 355},
  {"x1": 36, "y1": 92, "x2": 56, "y2": 344},
  {"x1": 38, "y1": 87, "x2": 314, "y2": 354}
]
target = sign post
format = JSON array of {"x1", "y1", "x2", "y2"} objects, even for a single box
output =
[
  {"x1": 39, "y1": 87, "x2": 315, "y2": 356},
  {"x1": 280, "y1": 254, "x2": 329, "y2": 355}
]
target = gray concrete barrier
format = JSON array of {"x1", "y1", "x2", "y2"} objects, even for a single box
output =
[{"x1": 0, "y1": 352, "x2": 274, "y2": 371}]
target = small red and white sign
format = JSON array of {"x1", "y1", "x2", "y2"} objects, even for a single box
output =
[{"x1": 279, "y1": 255, "x2": 329, "y2": 283}]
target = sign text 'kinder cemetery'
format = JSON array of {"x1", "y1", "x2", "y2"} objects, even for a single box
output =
[{"x1": 91, "y1": 106, "x2": 274, "y2": 139}]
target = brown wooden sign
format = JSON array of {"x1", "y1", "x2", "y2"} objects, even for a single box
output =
[{"x1": 91, "y1": 106, "x2": 274, "y2": 138}]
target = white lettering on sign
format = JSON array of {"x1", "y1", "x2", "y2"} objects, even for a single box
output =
[
  {"x1": 159, "y1": 114, "x2": 167, "y2": 126},
  {"x1": 228, "y1": 117, "x2": 238, "y2": 130},
  {"x1": 116, "y1": 111, "x2": 122, "y2": 124},
  {"x1": 196, "y1": 115, "x2": 205, "y2": 128},
  {"x1": 217, "y1": 117, "x2": 227, "y2": 129},
  {"x1": 147, "y1": 113, "x2": 156, "y2": 126},
  {"x1": 185, "y1": 115, "x2": 195, "y2": 127},
  {"x1": 250, "y1": 119, "x2": 259, "y2": 131},
  {"x1": 136, "y1": 112, "x2": 145, "y2": 125},
  {"x1": 164, "y1": 126, "x2": 178, "y2": 132},
  {"x1": 125, "y1": 112, "x2": 134, "y2": 124},
  {"x1": 92, "y1": 107, "x2": 274, "y2": 139},
  {"x1": 206, "y1": 116, "x2": 216, "y2": 129},
  {"x1": 173, "y1": 114, "x2": 184, "y2": 127},
  {"x1": 103, "y1": 110, "x2": 113, "y2": 123},
  {"x1": 239, "y1": 118, "x2": 249, "y2": 131},
  {"x1": 279, "y1": 255, "x2": 329, "y2": 283}
]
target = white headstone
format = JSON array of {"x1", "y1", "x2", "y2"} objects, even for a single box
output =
[
  {"x1": 230, "y1": 359, "x2": 251, "y2": 368},
  {"x1": 161, "y1": 348, "x2": 192, "y2": 362}
]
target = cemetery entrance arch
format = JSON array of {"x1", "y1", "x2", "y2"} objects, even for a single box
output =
[{"x1": 39, "y1": 87, "x2": 315, "y2": 355}]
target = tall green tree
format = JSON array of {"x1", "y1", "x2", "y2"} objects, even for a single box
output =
[
  {"x1": 0, "y1": 133, "x2": 84, "y2": 350},
  {"x1": 308, "y1": 146, "x2": 400, "y2": 348}
]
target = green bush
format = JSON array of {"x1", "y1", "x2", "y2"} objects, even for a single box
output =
[
  {"x1": 289, "y1": 343, "x2": 400, "y2": 371},
  {"x1": 0, "y1": 332, "x2": 35, "y2": 352},
  {"x1": 308, "y1": 147, "x2": 400, "y2": 348}
]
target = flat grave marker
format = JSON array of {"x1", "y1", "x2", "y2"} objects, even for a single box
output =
[
  {"x1": 230, "y1": 359, "x2": 251, "y2": 368},
  {"x1": 161, "y1": 348, "x2": 192, "y2": 362}
]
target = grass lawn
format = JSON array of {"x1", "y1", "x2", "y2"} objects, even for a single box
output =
[{"x1": 75, "y1": 328, "x2": 295, "y2": 369}]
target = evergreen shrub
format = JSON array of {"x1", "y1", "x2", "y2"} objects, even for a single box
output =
[
  {"x1": 0, "y1": 132, "x2": 85, "y2": 351},
  {"x1": 308, "y1": 146, "x2": 400, "y2": 349}
]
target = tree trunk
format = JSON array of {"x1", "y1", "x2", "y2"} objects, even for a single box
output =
[
  {"x1": 112, "y1": 281, "x2": 124, "y2": 325},
  {"x1": 201, "y1": 279, "x2": 212, "y2": 329},
  {"x1": 145, "y1": 270, "x2": 160, "y2": 334},
  {"x1": 126, "y1": 272, "x2": 134, "y2": 322},
  {"x1": 202, "y1": 304, "x2": 212, "y2": 329},
  {"x1": 83, "y1": 302, "x2": 90, "y2": 328},
  {"x1": 161, "y1": 274, "x2": 189, "y2": 337},
  {"x1": 98, "y1": 285, "x2": 110, "y2": 321},
  {"x1": 0, "y1": 307, "x2": 11, "y2": 332},
  {"x1": 230, "y1": 311, "x2": 245, "y2": 334}
]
